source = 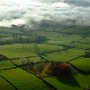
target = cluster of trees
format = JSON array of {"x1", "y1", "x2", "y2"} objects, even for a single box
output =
[
  {"x1": 0, "y1": 34, "x2": 48, "y2": 45},
  {"x1": 51, "y1": 62, "x2": 73, "y2": 77},
  {"x1": 84, "y1": 51, "x2": 90, "y2": 58},
  {"x1": 21, "y1": 58, "x2": 44, "y2": 75},
  {"x1": 21, "y1": 61, "x2": 74, "y2": 77},
  {"x1": 33, "y1": 35, "x2": 48, "y2": 43},
  {"x1": 11, "y1": 24, "x2": 26, "y2": 32}
]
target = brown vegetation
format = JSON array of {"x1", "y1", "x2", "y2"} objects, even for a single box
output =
[{"x1": 50, "y1": 62, "x2": 74, "y2": 77}]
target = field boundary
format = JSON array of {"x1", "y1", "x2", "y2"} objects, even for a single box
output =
[{"x1": 0, "y1": 74, "x2": 18, "y2": 90}]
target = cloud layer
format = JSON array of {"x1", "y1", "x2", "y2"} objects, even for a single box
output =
[{"x1": 0, "y1": 0, "x2": 90, "y2": 27}]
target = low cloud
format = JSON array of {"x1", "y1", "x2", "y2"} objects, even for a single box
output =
[{"x1": 0, "y1": 0, "x2": 90, "y2": 28}]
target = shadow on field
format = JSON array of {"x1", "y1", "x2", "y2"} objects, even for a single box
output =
[
  {"x1": 56, "y1": 76, "x2": 80, "y2": 88},
  {"x1": 0, "y1": 54, "x2": 9, "y2": 61}
]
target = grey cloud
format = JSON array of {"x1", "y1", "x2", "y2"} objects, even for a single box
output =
[
  {"x1": 0, "y1": 0, "x2": 90, "y2": 27},
  {"x1": 63, "y1": 0, "x2": 90, "y2": 7}
]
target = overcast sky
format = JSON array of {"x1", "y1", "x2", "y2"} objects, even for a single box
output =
[{"x1": 0, "y1": 0, "x2": 90, "y2": 27}]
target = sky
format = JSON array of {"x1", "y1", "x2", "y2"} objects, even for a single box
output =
[{"x1": 0, "y1": 0, "x2": 90, "y2": 27}]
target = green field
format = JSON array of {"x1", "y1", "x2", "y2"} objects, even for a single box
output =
[
  {"x1": 0, "y1": 61, "x2": 15, "y2": 70},
  {"x1": 44, "y1": 48, "x2": 85, "y2": 62},
  {"x1": 0, "y1": 26, "x2": 90, "y2": 90},
  {"x1": 0, "y1": 68, "x2": 50, "y2": 90},
  {"x1": 70, "y1": 57, "x2": 90, "y2": 72},
  {"x1": 0, "y1": 76, "x2": 14, "y2": 90},
  {"x1": 43, "y1": 74, "x2": 90, "y2": 90}
]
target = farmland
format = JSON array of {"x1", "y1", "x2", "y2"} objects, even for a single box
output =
[{"x1": 0, "y1": 25, "x2": 90, "y2": 90}]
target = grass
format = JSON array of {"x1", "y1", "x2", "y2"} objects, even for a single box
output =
[
  {"x1": 0, "y1": 28, "x2": 90, "y2": 90},
  {"x1": 48, "y1": 35, "x2": 82, "y2": 45},
  {"x1": 43, "y1": 74, "x2": 90, "y2": 90},
  {"x1": 70, "y1": 57, "x2": 90, "y2": 72},
  {"x1": 43, "y1": 77, "x2": 82, "y2": 90},
  {"x1": 75, "y1": 74, "x2": 90, "y2": 89},
  {"x1": 34, "y1": 31, "x2": 82, "y2": 42},
  {"x1": 72, "y1": 43, "x2": 90, "y2": 50},
  {"x1": 0, "y1": 61, "x2": 15, "y2": 70},
  {"x1": 37, "y1": 44, "x2": 64, "y2": 54},
  {"x1": 0, "y1": 44, "x2": 64, "y2": 58},
  {"x1": 0, "y1": 68, "x2": 50, "y2": 90},
  {"x1": 48, "y1": 40, "x2": 72, "y2": 45},
  {"x1": 0, "y1": 44, "x2": 36, "y2": 58},
  {"x1": 0, "y1": 76, "x2": 14, "y2": 90},
  {"x1": 12, "y1": 56, "x2": 42, "y2": 65},
  {"x1": 79, "y1": 37, "x2": 90, "y2": 44},
  {"x1": 44, "y1": 48, "x2": 85, "y2": 62}
]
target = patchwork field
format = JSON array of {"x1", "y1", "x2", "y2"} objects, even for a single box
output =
[{"x1": 0, "y1": 26, "x2": 90, "y2": 90}]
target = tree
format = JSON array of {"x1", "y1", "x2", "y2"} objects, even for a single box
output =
[
  {"x1": 33, "y1": 45, "x2": 41, "y2": 56},
  {"x1": 34, "y1": 35, "x2": 48, "y2": 43},
  {"x1": 51, "y1": 63, "x2": 73, "y2": 77},
  {"x1": 84, "y1": 51, "x2": 90, "y2": 58}
]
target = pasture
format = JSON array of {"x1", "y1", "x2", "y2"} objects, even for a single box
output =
[{"x1": 0, "y1": 26, "x2": 90, "y2": 90}]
